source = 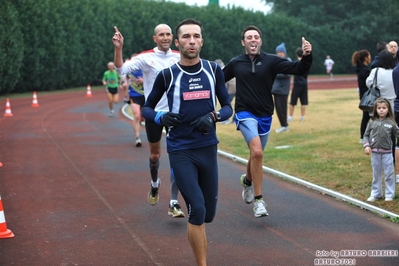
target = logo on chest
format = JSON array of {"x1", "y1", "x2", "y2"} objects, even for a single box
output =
[{"x1": 183, "y1": 90, "x2": 210, "y2": 100}]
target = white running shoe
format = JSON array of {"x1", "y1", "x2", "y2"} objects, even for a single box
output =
[
  {"x1": 253, "y1": 199, "x2": 269, "y2": 218},
  {"x1": 240, "y1": 174, "x2": 254, "y2": 204},
  {"x1": 300, "y1": 116, "x2": 305, "y2": 122},
  {"x1": 275, "y1": 126, "x2": 289, "y2": 133},
  {"x1": 396, "y1": 174, "x2": 399, "y2": 184},
  {"x1": 287, "y1": 116, "x2": 293, "y2": 122},
  {"x1": 367, "y1": 196, "x2": 382, "y2": 202},
  {"x1": 108, "y1": 110, "x2": 114, "y2": 117},
  {"x1": 135, "y1": 138, "x2": 142, "y2": 147}
]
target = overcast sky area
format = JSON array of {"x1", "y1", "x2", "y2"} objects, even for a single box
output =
[{"x1": 166, "y1": 0, "x2": 272, "y2": 14}]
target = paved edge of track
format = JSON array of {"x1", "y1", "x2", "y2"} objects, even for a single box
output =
[{"x1": 121, "y1": 103, "x2": 399, "y2": 220}]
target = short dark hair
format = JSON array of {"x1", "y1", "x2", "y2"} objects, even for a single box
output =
[
  {"x1": 175, "y1": 18, "x2": 203, "y2": 39},
  {"x1": 241, "y1": 25, "x2": 262, "y2": 40},
  {"x1": 377, "y1": 50, "x2": 396, "y2": 69},
  {"x1": 295, "y1": 47, "x2": 303, "y2": 58},
  {"x1": 376, "y1": 41, "x2": 387, "y2": 53}
]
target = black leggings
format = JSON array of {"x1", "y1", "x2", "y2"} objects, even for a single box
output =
[{"x1": 360, "y1": 110, "x2": 370, "y2": 139}]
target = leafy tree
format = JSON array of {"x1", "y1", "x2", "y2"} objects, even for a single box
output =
[{"x1": 0, "y1": 1, "x2": 24, "y2": 94}]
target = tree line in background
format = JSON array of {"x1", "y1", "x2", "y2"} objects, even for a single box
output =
[{"x1": 1, "y1": 0, "x2": 398, "y2": 94}]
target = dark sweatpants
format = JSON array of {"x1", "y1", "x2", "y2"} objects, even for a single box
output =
[{"x1": 274, "y1": 94, "x2": 289, "y2": 127}]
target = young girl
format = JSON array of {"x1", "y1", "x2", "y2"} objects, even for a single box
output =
[{"x1": 363, "y1": 98, "x2": 399, "y2": 202}]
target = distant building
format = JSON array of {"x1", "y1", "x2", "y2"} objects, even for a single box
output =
[{"x1": 208, "y1": 0, "x2": 219, "y2": 5}]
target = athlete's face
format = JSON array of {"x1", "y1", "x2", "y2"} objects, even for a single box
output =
[
  {"x1": 107, "y1": 62, "x2": 115, "y2": 71},
  {"x1": 241, "y1": 30, "x2": 262, "y2": 58},
  {"x1": 175, "y1": 24, "x2": 203, "y2": 60},
  {"x1": 153, "y1": 25, "x2": 173, "y2": 52}
]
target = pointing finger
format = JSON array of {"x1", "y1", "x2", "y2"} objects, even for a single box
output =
[{"x1": 302, "y1": 37, "x2": 305, "y2": 44}]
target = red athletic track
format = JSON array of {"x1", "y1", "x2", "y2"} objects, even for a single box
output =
[{"x1": 0, "y1": 83, "x2": 398, "y2": 266}]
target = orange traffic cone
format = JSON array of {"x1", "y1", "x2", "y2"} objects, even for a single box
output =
[
  {"x1": 86, "y1": 84, "x2": 92, "y2": 97},
  {"x1": 3, "y1": 98, "x2": 13, "y2": 117},
  {"x1": 0, "y1": 162, "x2": 2, "y2": 167},
  {"x1": 0, "y1": 194, "x2": 14, "y2": 238},
  {"x1": 31, "y1": 91, "x2": 39, "y2": 107}
]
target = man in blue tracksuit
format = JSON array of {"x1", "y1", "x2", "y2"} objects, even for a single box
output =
[{"x1": 142, "y1": 18, "x2": 232, "y2": 265}]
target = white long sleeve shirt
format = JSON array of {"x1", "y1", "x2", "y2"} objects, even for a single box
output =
[
  {"x1": 116, "y1": 47, "x2": 180, "y2": 111},
  {"x1": 366, "y1": 67, "x2": 396, "y2": 100}
]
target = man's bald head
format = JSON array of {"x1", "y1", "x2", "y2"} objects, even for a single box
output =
[{"x1": 154, "y1": 24, "x2": 172, "y2": 35}]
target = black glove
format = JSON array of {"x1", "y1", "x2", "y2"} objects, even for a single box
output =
[
  {"x1": 190, "y1": 112, "x2": 216, "y2": 134},
  {"x1": 161, "y1": 112, "x2": 182, "y2": 128}
]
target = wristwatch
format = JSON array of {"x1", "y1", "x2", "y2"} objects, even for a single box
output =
[{"x1": 216, "y1": 111, "x2": 221, "y2": 121}]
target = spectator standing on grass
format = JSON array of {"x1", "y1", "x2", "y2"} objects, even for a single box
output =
[
  {"x1": 351, "y1": 49, "x2": 371, "y2": 143},
  {"x1": 112, "y1": 24, "x2": 185, "y2": 218},
  {"x1": 142, "y1": 18, "x2": 232, "y2": 266},
  {"x1": 366, "y1": 50, "x2": 396, "y2": 114},
  {"x1": 288, "y1": 47, "x2": 309, "y2": 123},
  {"x1": 272, "y1": 42, "x2": 291, "y2": 133},
  {"x1": 392, "y1": 63, "x2": 399, "y2": 184},
  {"x1": 223, "y1": 25, "x2": 312, "y2": 218},
  {"x1": 215, "y1": 59, "x2": 236, "y2": 124},
  {"x1": 370, "y1": 41, "x2": 387, "y2": 69},
  {"x1": 126, "y1": 53, "x2": 145, "y2": 147},
  {"x1": 324, "y1": 55, "x2": 334, "y2": 80},
  {"x1": 363, "y1": 98, "x2": 398, "y2": 202},
  {"x1": 102, "y1": 62, "x2": 121, "y2": 117}
]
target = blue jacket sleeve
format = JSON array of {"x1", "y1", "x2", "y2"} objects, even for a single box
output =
[{"x1": 142, "y1": 70, "x2": 169, "y2": 122}]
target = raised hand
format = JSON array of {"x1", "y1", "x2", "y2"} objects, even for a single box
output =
[
  {"x1": 302, "y1": 37, "x2": 312, "y2": 56},
  {"x1": 112, "y1": 26, "x2": 124, "y2": 49}
]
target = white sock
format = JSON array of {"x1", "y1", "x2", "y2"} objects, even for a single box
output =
[
  {"x1": 170, "y1": 199, "x2": 178, "y2": 206},
  {"x1": 151, "y1": 180, "x2": 159, "y2": 188}
]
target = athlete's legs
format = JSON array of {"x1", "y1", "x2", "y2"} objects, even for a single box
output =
[
  {"x1": 145, "y1": 120, "x2": 180, "y2": 204},
  {"x1": 131, "y1": 102, "x2": 142, "y2": 139},
  {"x1": 188, "y1": 223, "x2": 207, "y2": 266},
  {"x1": 169, "y1": 146, "x2": 218, "y2": 266},
  {"x1": 107, "y1": 92, "x2": 113, "y2": 111},
  {"x1": 247, "y1": 136, "x2": 264, "y2": 197},
  {"x1": 113, "y1": 92, "x2": 119, "y2": 104}
]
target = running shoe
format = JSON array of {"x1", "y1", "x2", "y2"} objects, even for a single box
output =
[
  {"x1": 396, "y1": 174, "x2": 399, "y2": 184},
  {"x1": 253, "y1": 198, "x2": 269, "y2": 218},
  {"x1": 148, "y1": 178, "x2": 161, "y2": 205},
  {"x1": 240, "y1": 174, "x2": 254, "y2": 204},
  {"x1": 168, "y1": 202, "x2": 185, "y2": 218},
  {"x1": 108, "y1": 110, "x2": 114, "y2": 117},
  {"x1": 275, "y1": 126, "x2": 289, "y2": 133},
  {"x1": 135, "y1": 138, "x2": 142, "y2": 147},
  {"x1": 367, "y1": 196, "x2": 382, "y2": 202}
]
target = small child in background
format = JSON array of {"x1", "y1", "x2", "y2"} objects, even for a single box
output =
[{"x1": 363, "y1": 98, "x2": 399, "y2": 202}]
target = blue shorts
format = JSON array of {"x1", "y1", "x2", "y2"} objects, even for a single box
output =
[
  {"x1": 169, "y1": 145, "x2": 218, "y2": 225},
  {"x1": 234, "y1": 111, "x2": 271, "y2": 149}
]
